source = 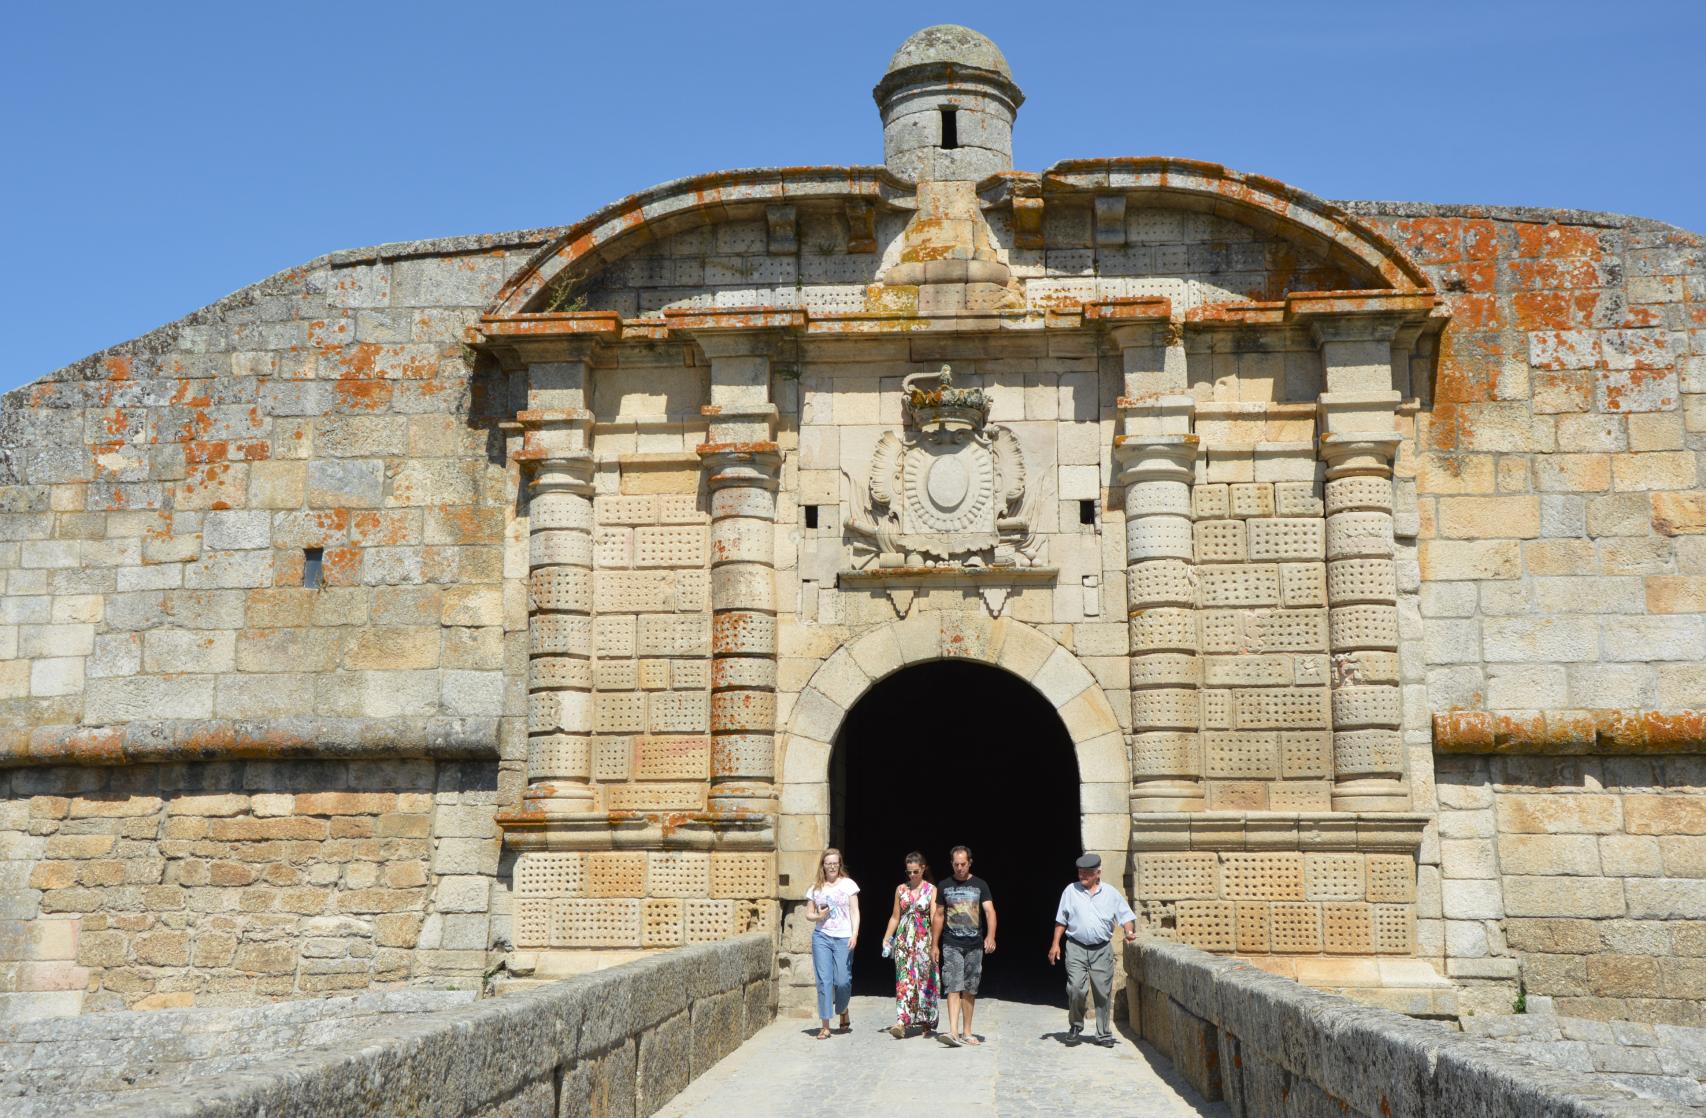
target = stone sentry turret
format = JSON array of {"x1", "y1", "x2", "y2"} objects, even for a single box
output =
[
  {"x1": 874, "y1": 24, "x2": 1023, "y2": 183},
  {"x1": 872, "y1": 25, "x2": 1026, "y2": 315}
]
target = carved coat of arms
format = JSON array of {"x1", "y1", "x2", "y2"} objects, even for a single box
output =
[{"x1": 846, "y1": 365, "x2": 1038, "y2": 568}]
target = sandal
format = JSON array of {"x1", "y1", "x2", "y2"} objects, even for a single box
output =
[
  {"x1": 815, "y1": 1027, "x2": 832, "y2": 1040},
  {"x1": 838, "y1": 1013, "x2": 851, "y2": 1032},
  {"x1": 889, "y1": 1024, "x2": 905, "y2": 1039}
]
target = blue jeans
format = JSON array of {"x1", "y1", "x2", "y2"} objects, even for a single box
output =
[{"x1": 812, "y1": 929, "x2": 852, "y2": 1020}]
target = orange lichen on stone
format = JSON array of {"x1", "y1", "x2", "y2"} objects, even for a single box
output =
[{"x1": 1434, "y1": 709, "x2": 1706, "y2": 754}]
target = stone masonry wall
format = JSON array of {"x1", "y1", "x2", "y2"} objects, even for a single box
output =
[
  {"x1": 0, "y1": 758, "x2": 503, "y2": 1018},
  {"x1": 5, "y1": 159, "x2": 1706, "y2": 1025},
  {"x1": 4, "y1": 987, "x2": 475, "y2": 1114},
  {"x1": 1436, "y1": 753, "x2": 1706, "y2": 1025},
  {"x1": 0, "y1": 231, "x2": 554, "y2": 1018},
  {"x1": 1348, "y1": 205, "x2": 1706, "y2": 1017},
  {"x1": 48, "y1": 934, "x2": 773, "y2": 1118},
  {"x1": 1133, "y1": 937, "x2": 1698, "y2": 1117}
]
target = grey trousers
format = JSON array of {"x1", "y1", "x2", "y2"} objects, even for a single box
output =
[{"x1": 1064, "y1": 938, "x2": 1114, "y2": 1035}]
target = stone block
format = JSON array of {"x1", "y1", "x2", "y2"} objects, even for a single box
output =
[
  {"x1": 1441, "y1": 879, "x2": 1504, "y2": 920},
  {"x1": 1496, "y1": 794, "x2": 1623, "y2": 835},
  {"x1": 1627, "y1": 880, "x2": 1706, "y2": 919},
  {"x1": 1503, "y1": 876, "x2": 1626, "y2": 918},
  {"x1": 1625, "y1": 795, "x2": 1706, "y2": 836},
  {"x1": 1440, "y1": 838, "x2": 1500, "y2": 880},
  {"x1": 1496, "y1": 834, "x2": 1601, "y2": 877}
]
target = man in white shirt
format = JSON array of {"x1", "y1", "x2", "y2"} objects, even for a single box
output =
[{"x1": 1046, "y1": 853, "x2": 1137, "y2": 1047}]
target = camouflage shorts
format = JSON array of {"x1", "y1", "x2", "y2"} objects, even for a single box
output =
[{"x1": 940, "y1": 941, "x2": 984, "y2": 994}]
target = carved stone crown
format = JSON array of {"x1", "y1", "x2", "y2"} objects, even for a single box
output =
[{"x1": 905, "y1": 364, "x2": 989, "y2": 432}]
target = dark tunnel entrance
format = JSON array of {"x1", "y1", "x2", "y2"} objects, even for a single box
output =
[{"x1": 831, "y1": 659, "x2": 1081, "y2": 1005}]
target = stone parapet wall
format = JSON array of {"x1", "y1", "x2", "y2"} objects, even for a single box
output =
[
  {"x1": 47, "y1": 933, "x2": 772, "y2": 1118},
  {"x1": 0, "y1": 758, "x2": 502, "y2": 1020},
  {"x1": 1437, "y1": 753, "x2": 1706, "y2": 1024},
  {"x1": 1132, "y1": 938, "x2": 1698, "y2": 1116},
  {"x1": 3, "y1": 987, "x2": 475, "y2": 1114},
  {"x1": 1462, "y1": 1011, "x2": 1706, "y2": 1110}
]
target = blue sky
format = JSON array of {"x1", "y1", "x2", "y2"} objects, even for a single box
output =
[{"x1": 2, "y1": 0, "x2": 1701, "y2": 392}]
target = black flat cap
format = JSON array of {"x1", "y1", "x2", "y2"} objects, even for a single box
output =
[{"x1": 1075, "y1": 853, "x2": 1101, "y2": 870}]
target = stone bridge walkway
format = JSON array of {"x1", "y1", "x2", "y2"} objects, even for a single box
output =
[{"x1": 655, "y1": 995, "x2": 1228, "y2": 1117}]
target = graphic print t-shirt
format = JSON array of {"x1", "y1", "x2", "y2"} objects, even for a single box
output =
[
  {"x1": 936, "y1": 875, "x2": 992, "y2": 945},
  {"x1": 811, "y1": 877, "x2": 859, "y2": 938}
]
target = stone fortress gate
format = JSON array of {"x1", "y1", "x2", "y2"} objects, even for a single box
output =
[{"x1": 5, "y1": 24, "x2": 1706, "y2": 1031}]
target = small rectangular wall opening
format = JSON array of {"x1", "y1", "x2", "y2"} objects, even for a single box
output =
[
  {"x1": 939, "y1": 107, "x2": 959, "y2": 150},
  {"x1": 303, "y1": 548, "x2": 324, "y2": 588},
  {"x1": 1079, "y1": 499, "x2": 1096, "y2": 526},
  {"x1": 805, "y1": 506, "x2": 820, "y2": 530}
]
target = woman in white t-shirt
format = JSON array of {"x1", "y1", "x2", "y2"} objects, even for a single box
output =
[{"x1": 806, "y1": 847, "x2": 860, "y2": 1040}]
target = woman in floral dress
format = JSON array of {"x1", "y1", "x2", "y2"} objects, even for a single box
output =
[{"x1": 880, "y1": 851, "x2": 940, "y2": 1039}]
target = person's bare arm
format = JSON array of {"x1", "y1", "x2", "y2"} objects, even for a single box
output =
[
  {"x1": 930, "y1": 899, "x2": 944, "y2": 963},
  {"x1": 982, "y1": 900, "x2": 998, "y2": 954},
  {"x1": 848, "y1": 894, "x2": 860, "y2": 949},
  {"x1": 1048, "y1": 922, "x2": 1065, "y2": 964}
]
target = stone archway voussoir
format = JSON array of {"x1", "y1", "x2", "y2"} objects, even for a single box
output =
[
  {"x1": 1030, "y1": 645, "x2": 1094, "y2": 707},
  {"x1": 1057, "y1": 688, "x2": 1121, "y2": 745},
  {"x1": 789, "y1": 688, "x2": 845, "y2": 747},
  {"x1": 1075, "y1": 729, "x2": 1128, "y2": 784},
  {"x1": 993, "y1": 623, "x2": 1055, "y2": 680},
  {"x1": 810, "y1": 649, "x2": 871, "y2": 711},
  {"x1": 893, "y1": 613, "x2": 944, "y2": 665},
  {"x1": 847, "y1": 625, "x2": 905, "y2": 684}
]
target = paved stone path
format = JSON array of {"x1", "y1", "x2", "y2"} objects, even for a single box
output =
[{"x1": 655, "y1": 995, "x2": 1229, "y2": 1117}]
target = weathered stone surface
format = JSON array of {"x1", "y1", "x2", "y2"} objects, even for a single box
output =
[{"x1": 11, "y1": 935, "x2": 768, "y2": 1117}]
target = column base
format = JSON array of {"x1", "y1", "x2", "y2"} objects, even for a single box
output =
[
  {"x1": 709, "y1": 782, "x2": 779, "y2": 817},
  {"x1": 1331, "y1": 779, "x2": 1412, "y2": 813},
  {"x1": 521, "y1": 781, "x2": 595, "y2": 813},
  {"x1": 1130, "y1": 780, "x2": 1206, "y2": 813}
]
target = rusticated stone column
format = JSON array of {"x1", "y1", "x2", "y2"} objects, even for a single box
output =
[
  {"x1": 1301, "y1": 296, "x2": 1427, "y2": 814},
  {"x1": 1322, "y1": 432, "x2": 1409, "y2": 811},
  {"x1": 703, "y1": 439, "x2": 781, "y2": 817},
  {"x1": 1099, "y1": 301, "x2": 1205, "y2": 813},
  {"x1": 517, "y1": 341, "x2": 602, "y2": 815},
  {"x1": 1119, "y1": 434, "x2": 1206, "y2": 812},
  {"x1": 671, "y1": 310, "x2": 802, "y2": 823}
]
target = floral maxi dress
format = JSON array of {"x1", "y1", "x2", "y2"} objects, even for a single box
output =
[{"x1": 892, "y1": 882, "x2": 940, "y2": 1029}]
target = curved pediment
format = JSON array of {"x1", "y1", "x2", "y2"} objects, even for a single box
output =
[
  {"x1": 484, "y1": 158, "x2": 1431, "y2": 325},
  {"x1": 1030, "y1": 157, "x2": 1431, "y2": 291}
]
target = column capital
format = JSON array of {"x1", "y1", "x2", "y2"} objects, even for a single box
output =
[
  {"x1": 527, "y1": 452, "x2": 595, "y2": 498},
  {"x1": 1286, "y1": 290, "x2": 1438, "y2": 344},
  {"x1": 474, "y1": 311, "x2": 620, "y2": 369},
  {"x1": 664, "y1": 306, "x2": 806, "y2": 359},
  {"x1": 698, "y1": 442, "x2": 782, "y2": 491},
  {"x1": 1114, "y1": 433, "x2": 1199, "y2": 485},
  {"x1": 1319, "y1": 431, "x2": 1402, "y2": 478},
  {"x1": 1087, "y1": 297, "x2": 1175, "y2": 349},
  {"x1": 514, "y1": 407, "x2": 594, "y2": 464}
]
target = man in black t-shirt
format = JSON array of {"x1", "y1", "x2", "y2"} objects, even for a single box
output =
[{"x1": 930, "y1": 844, "x2": 997, "y2": 1047}]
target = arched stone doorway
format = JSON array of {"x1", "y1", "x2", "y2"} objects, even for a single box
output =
[
  {"x1": 833, "y1": 658, "x2": 1081, "y2": 997},
  {"x1": 776, "y1": 614, "x2": 1129, "y2": 1001}
]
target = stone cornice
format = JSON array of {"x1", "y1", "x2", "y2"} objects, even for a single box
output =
[
  {"x1": 0, "y1": 718, "x2": 500, "y2": 770},
  {"x1": 1434, "y1": 709, "x2": 1706, "y2": 755},
  {"x1": 1129, "y1": 811, "x2": 1430, "y2": 853},
  {"x1": 475, "y1": 291, "x2": 1447, "y2": 357}
]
